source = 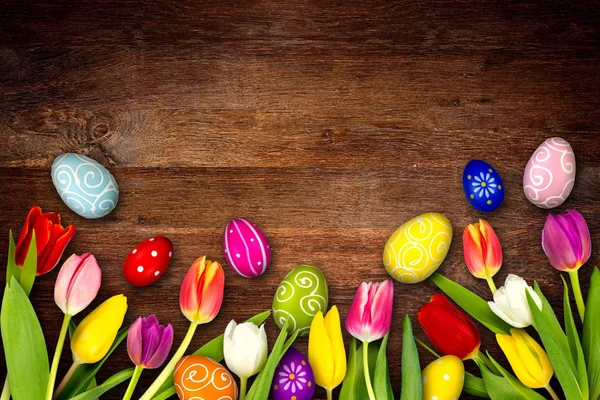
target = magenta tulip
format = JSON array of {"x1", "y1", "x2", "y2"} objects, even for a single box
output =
[
  {"x1": 54, "y1": 253, "x2": 101, "y2": 317},
  {"x1": 127, "y1": 315, "x2": 174, "y2": 369},
  {"x1": 542, "y1": 209, "x2": 591, "y2": 321}
]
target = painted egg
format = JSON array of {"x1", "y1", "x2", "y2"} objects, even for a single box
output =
[
  {"x1": 174, "y1": 355, "x2": 238, "y2": 400},
  {"x1": 383, "y1": 212, "x2": 452, "y2": 283},
  {"x1": 422, "y1": 355, "x2": 465, "y2": 400},
  {"x1": 523, "y1": 137, "x2": 576, "y2": 209},
  {"x1": 462, "y1": 160, "x2": 505, "y2": 212},
  {"x1": 51, "y1": 153, "x2": 119, "y2": 219},
  {"x1": 271, "y1": 347, "x2": 315, "y2": 400},
  {"x1": 223, "y1": 218, "x2": 271, "y2": 278},
  {"x1": 123, "y1": 236, "x2": 173, "y2": 286},
  {"x1": 272, "y1": 265, "x2": 328, "y2": 336}
]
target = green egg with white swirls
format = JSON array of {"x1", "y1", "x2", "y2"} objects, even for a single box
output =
[{"x1": 272, "y1": 265, "x2": 328, "y2": 336}]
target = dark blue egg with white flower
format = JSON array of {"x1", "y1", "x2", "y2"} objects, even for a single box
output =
[
  {"x1": 462, "y1": 160, "x2": 505, "y2": 212},
  {"x1": 271, "y1": 347, "x2": 315, "y2": 400}
]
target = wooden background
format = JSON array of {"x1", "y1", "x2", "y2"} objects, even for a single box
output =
[{"x1": 1, "y1": 0, "x2": 599, "y2": 398}]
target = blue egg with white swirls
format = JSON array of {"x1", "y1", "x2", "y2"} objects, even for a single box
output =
[
  {"x1": 51, "y1": 153, "x2": 119, "y2": 219},
  {"x1": 462, "y1": 160, "x2": 505, "y2": 212}
]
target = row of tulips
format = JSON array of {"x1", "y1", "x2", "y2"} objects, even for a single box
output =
[{"x1": 1, "y1": 204, "x2": 599, "y2": 400}]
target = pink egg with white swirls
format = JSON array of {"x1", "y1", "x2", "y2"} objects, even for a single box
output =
[
  {"x1": 223, "y1": 218, "x2": 271, "y2": 278},
  {"x1": 523, "y1": 137, "x2": 576, "y2": 209}
]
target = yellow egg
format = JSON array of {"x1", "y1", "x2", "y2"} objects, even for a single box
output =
[
  {"x1": 383, "y1": 212, "x2": 453, "y2": 283},
  {"x1": 422, "y1": 355, "x2": 464, "y2": 400}
]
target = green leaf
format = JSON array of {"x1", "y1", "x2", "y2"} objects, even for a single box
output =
[
  {"x1": 246, "y1": 322, "x2": 293, "y2": 400},
  {"x1": 527, "y1": 284, "x2": 583, "y2": 400},
  {"x1": 583, "y1": 267, "x2": 600, "y2": 400},
  {"x1": 562, "y1": 277, "x2": 589, "y2": 399},
  {"x1": 70, "y1": 369, "x2": 134, "y2": 400},
  {"x1": 478, "y1": 358, "x2": 545, "y2": 400},
  {"x1": 340, "y1": 338, "x2": 361, "y2": 400},
  {"x1": 20, "y1": 231, "x2": 37, "y2": 295},
  {"x1": 400, "y1": 315, "x2": 422, "y2": 400},
  {"x1": 1, "y1": 277, "x2": 49, "y2": 400},
  {"x1": 373, "y1": 333, "x2": 394, "y2": 400},
  {"x1": 430, "y1": 272, "x2": 511, "y2": 334},
  {"x1": 464, "y1": 372, "x2": 490, "y2": 398},
  {"x1": 487, "y1": 353, "x2": 547, "y2": 400},
  {"x1": 57, "y1": 325, "x2": 130, "y2": 400},
  {"x1": 6, "y1": 230, "x2": 21, "y2": 284}
]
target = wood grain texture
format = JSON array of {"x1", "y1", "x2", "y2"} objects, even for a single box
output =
[{"x1": 1, "y1": 0, "x2": 599, "y2": 399}]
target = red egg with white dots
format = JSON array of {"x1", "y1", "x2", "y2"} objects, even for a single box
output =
[{"x1": 123, "y1": 236, "x2": 173, "y2": 287}]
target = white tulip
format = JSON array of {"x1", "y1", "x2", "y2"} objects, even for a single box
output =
[
  {"x1": 488, "y1": 274, "x2": 542, "y2": 328},
  {"x1": 224, "y1": 320, "x2": 268, "y2": 380}
]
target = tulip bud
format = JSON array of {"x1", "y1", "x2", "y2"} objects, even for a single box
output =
[
  {"x1": 417, "y1": 294, "x2": 481, "y2": 360},
  {"x1": 54, "y1": 254, "x2": 101, "y2": 316},
  {"x1": 224, "y1": 320, "x2": 268, "y2": 379},
  {"x1": 345, "y1": 280, "x2": 394, "y2": 343},
  {"x1": 488, "y1": 274, "x2": 542, "y2": 328},
  {"x1": 71, "y1": 294, "x2": 128, "y2": 364},
  {"x1": 496, "y1": 329, "x2": 553, "y2": 389},
  {"x1": 542, "y1": 209, "x2": 591, "y2": 272},
  {"x1": 463, "y1": 219, "x2": 502, "y2": 280},
  {"x1": 179, "y1": 256, "x2": 225, "y2": 324},
  {"x1": 15, "y1": 206, "x2": 75, "y2": 275},
  {"x1": 128, "y1": 315, "x2": 174, "y2": 369}
]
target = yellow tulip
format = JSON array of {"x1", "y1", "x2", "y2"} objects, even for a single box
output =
[
  {"x1": 72, "y1": 294, "x2": 128, "y2": 364},
  {"x1": 308, "y1": 306, "x2": 347, "y2": 400},
  {"x1": 496, "y1": 329, "x2": 553, "y2": 389}
]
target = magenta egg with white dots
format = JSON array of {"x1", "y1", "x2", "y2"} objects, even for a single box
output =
[
  {"x1": 123, "y1": 236, "x2": 173, "y2": 287},
  {"x1": 223, "y1": 218, "x2": 271, "y2": 278}
]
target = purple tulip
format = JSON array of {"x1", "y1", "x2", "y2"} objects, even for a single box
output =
[
  {"x1": 542, "y1": 209, "x2": 591, "y2": 272},
  {"x1": 127, "y1": 315, "x2": 174, "y2": 369}
]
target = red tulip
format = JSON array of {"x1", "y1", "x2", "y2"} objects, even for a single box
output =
[
  {"x1": 15, "y1": 206, "x2": 75, "y2": 275},
  {"x1": 417, "y1": 294, "x2": 481, "y2": 360},
  {"x1": 179, "y1": 256, "x2": 225, "y2": 324}
]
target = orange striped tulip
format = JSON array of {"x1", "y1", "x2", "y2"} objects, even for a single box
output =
[
  {"x1": 463, "y1": 219, "x2": 502, "y2": 292},
  {"x1": 179, "y1": 256, "x2": 225, "y2": 324}
]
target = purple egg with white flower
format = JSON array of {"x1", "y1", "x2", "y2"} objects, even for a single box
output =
[
  {"x1": 223, "y1": 218, "x2": 271, "y2": 278},
  {"x1": 271, "y1": 347, "x2": 315, "y2": 400}
]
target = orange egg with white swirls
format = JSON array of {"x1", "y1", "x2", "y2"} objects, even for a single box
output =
[{"x1": 174, "y1": 355, "x2": 238, "y2": 400}]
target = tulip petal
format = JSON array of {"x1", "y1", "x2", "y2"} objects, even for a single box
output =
[
  {"x1": 141, "y1": 318, "x2": 162, "y2": 366},
  {"x1": 463, "y1": 224, "x2": 487, "y2": 278},
  {"x1": 146, "y1": 323, "x2": 174, "y2": 369},
  {"x1": 196, "y1": 261, "x2": 224, "y2": 324},
  {"x1": 489, "y1": 301, "x2": 527, "y2": 328},
  {"x1": 37, "y1": 223, "x2": 75, "y2": 275},
  {"x1": 542, "y1": 213, "x2": 578, "y2": 270},
  {"x1": 64, "y1": 253, "x2": 101, "y2": 316},
  {"x1": 127, "y1": 317, "x2": 144, "y2": 366},
  {"x1": 479, "y1": 219, "x2": 502, "y2": 277},
  {"x1": 309, "y1": 311, "x2": 335, "y2": 389},
  {"x1": 511, "y1": 329, "x2": 548, "y2": 387},
  {"x1": 15, "y1": 206, "x2": 42, "y2": 266},
  {"x1": 345, "y1": 282, "x2": 369, "y2": 340},
  {"x1": 368, "y1": 280, "x2": 394, "y2": 342},
  {"x1": 54, "y1": 254, "x2": 83, "y2": 315},
  {"x1": 324, "y1": 306, "x2": 346, "y2": 387},
  {"x1": 179, "y1": 257, "x2": 205, "y2": 322},
  {"x1": 567, "y1": 209, "x2": 591, "y2": 266}
]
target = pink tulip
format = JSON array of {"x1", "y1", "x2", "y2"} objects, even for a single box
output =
[
  {"x1": 128, "y1": 315, "x2": 174, "y2": 369},
  {"x1": 542, "y1": 209, "x2": 591, "y2": 272},
  {"x1": 345, "y1": 280, "x2": 394, "y2": 343},
  {"x1": 54, "y1": 253, "x2": 101, "y2": 316}
]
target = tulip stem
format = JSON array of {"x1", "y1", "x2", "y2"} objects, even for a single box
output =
[
  {"x1": 122, "y1": 365, "x2": 144, "y2": 400},
  {"x1": 46, "y1": 314, "x2": 72, "y2": 400},
  {"x1": 545, "y1": 384, "x2": 560, "y2": 400},
  {"x1": 568, "y1": 270, "x2": 586, "y2": 322},
  {"x1": 239, "y1": 377, "x2": 248, "y2": 400},
  {"x1": 139, "y1": 322, "x2": 199, "y2": 400},
  {"x1": 326, "y1": 388, "x2": 333, "y2": 400},
  {"x1": 362, "y1": 341, "x2": 376, "y2": 400},
  {"x1": 415, "y1": 338, "x2": 440, "y2": 358},
  {"x1": 53, "y1": 361, "x2": 80, "y2": 400},
  {"x1": 486, "y1": 277, "x2": 497, "y2": 294},
  {"x1": 1, "y1": 377, "x2": 9, "y2": 400}
]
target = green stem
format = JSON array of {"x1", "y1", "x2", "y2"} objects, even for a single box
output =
[
  {"x1": 122, "y1": 365, "x2": 144, "y2": 400},
  {"x1": 46, "y1": 314, "x2": 72, "y2": 400},
  {"x1": 473, "y1": 351, "x2": 499, "y2": 375},
  {"x1": 362, "y1": 341, "x2": 376, "y2": 400},
  {"x1": 1, "y1": 377, "x2": 10, "y2": 400},
  {"x1": 568, "y1": 270, "x2": 586, "y2": 322},
  {"x1": 53, "y1": 361, "x2": 80, "y2": 400},
  {"x1": 239, "y1": 376, "x2": 248, "y2": 400},
  {"x1": 139, "y1": 322, "x2": 199, "y2": 400},
  {"x1": 545, "y1": 384, "x2": 560, "y2": 400},
  {"x1": 326, "y1": 388, "x2": 333, "y2": 400},
  {"x1": 415, "y1": 338, "x2": 441, "y2": 358},
  {"x1": 486, "y1": 277, "x2": 497, "y2": 294}
]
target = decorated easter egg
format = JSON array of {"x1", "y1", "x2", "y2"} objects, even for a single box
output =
[
  {"x1": 51, "y1": 153, "x2": 119, "y2": 219},
  {"x1": 422, "y1": 355, "x2": 465, "y2": 400},
  {"x1": 272, "y1": 265, "x2": 328, "y2": 336},
  {"x1": 462, "y1": 160, "x2": 505, "y2": 212},
  {"x1": 174, "y1": 355, "x2": 237, "y2": 400},
  {"x1": 223, "y1": 218, "x2": 271, "y2": 278},
  {"x1": 523, "y1": 137, "x2": 576, "y2": 209},
  {"x1": 271, "y1": 347, "x2": 315, "y2": 400},
  {"x1": 123, "y1": 236, "x2": 173, "y2": 286},
  {"x1": 383, "y1": 213, "x2": 452, "y2": 283}
]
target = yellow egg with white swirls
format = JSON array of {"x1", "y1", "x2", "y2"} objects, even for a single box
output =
[
  {"x1": 422, "y1": 355, "x2": 464, "y2": 400},
  {"x1": 383, "y1": 212, "x2": 452, "y2": 283}
]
